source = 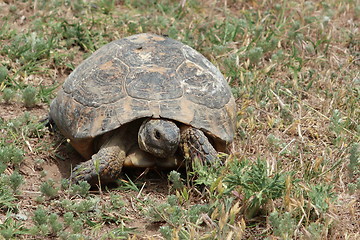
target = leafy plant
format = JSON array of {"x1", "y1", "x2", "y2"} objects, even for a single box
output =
[
  {"x1": 225, "y1": 158, "x2": 286, "y2": 218},
  {"x1": 0, "y1": 145, "x2": 24, "y2": 166},
  {"x1": 348, "y1": 143, "x2": 359, "y2": 179},
  {"x1": 307, "y1": 183, "x2": 336, "y2": 216},
  {"x1": 22, "y1": 86, "x2": 37, "y2": 108},
  {"x1": 8, "y1": 171, "x2": 24, "y2": 193},
  {"x1": 70, "y1": 181, "x2": 91, "y2": 197},
  {"x1": 39, "y1": 179, "x2": 59, "y2": 198},
  {"x1": 0, "y1": 216, "x2": 29, "y2": 239},
  {"x1": 269, "y1": 211, "x2": 296, "y2": 239},
  {"x1": 0, "y1": 65, "x2": 8, "y2": 83},
  {"x1": 2, "y1": 88, "x2": 15, "y2": 103}
]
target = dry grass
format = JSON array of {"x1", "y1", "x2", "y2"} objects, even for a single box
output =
[{"x1": 0, "y1": 0, "x2": 359, "y2": 239}]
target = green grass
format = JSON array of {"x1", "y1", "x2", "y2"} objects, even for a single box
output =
[{"x1": 0, "y1": 0, "x2": 359, "y2": 239}]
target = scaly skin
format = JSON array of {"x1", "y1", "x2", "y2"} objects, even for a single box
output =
[
  {"x1": 70, "y1": 130, "x2": 128, "y2": 185},
  {"x1": 179, "y1": 127, "x2": 218, "y2": 165},
  {"x1": 71, "y1": 144, "x2": 125, "y2": 185}
]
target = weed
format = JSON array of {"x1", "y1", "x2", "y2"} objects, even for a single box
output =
[
  {"x1": 116, "y1": 175, "x2": 140, "y2": 192},
  {"x1": 2, "y1": 33, "x2": 53, "y2": 66},
  {"x1": 63, "y1": 212, "x2": 74, "y2": 227},
  {"x1": 31, "y1": 207, "x2": 64, "y2": 237},
  {"x1": 70, "y1": 181, "x2": 91, "y2": 197},
  {"x1": 37, "y1": 84, "x2": 58, "y2": 104},
  {"x1": 0, "y1": 216, "x2": 28, "y2": 239},
  {"x1": 99, "y1": 0, "x2": 115, "y2": 14},
  {"x1": 2, "y1": 88, "x2": 15, "y2": 103},
  {"x1": 0, "y1": 145, "x2": 24, "y2": 167},
  {"x1": 0, "y1": 183, "x2": 17, "y2": 211},
  {"x1": 110, "y1": 193, "x2": 126, "y2": 209},
  {"x1": 48, "y1": 213, "x2": 64, "y2": 234},
  {"x1": 225, "y1": 158, "x2": 286, "y2": 218},
  {"x1": 168, "y1": 170, "x2": 184, "y2": 191},
  {"x1": 71, "y1": 219, "x2": 84, "y2": 234},
  {"x1": 8, "y1": 171, "x2": 24, "y2": 193},
  {"x1": 39, "y1": 179, "x2": 59, "y2": 198},
  {"x1": 61, "y1": 197, "x2": 99, "y2": 213},
  {"x1": 247, "y1": 47, "x2": 264, "y2": 65},
  {"x1": 348, "y1": 143, "x2": 359, "y2": 179},
  {"x1": 33, "y1": 206, "x2": 48, "y2": 225},
  {"x1": 0, "y1": 65, "x2": 8, "y2": 83},
  {"x1": 307, "y1": 184, "x2": 336, "y2": 217},
  {"x1": 22, "y1": 85, "x2": 37, "y2": 108},
  {"x1": 269, "y1": 211, "x2": 296, "y2": 239},
  {"x1": 147, "y1": 194, "x2": 211, "y2": 239},
  {"x1": 303, "y1": 222, "x2": 324, "y2": 240}
]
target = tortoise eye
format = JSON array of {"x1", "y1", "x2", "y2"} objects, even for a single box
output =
[{"x1": 154, "y1": 130, "x2": 161, "y2": 140}]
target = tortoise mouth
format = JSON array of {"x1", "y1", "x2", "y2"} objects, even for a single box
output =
[
  {"x1": 139, "y1": 137, "x2": 179, "y2": 158},
  {"x1": 151, "y1": 144, "x2": 178, "y2": 158}
]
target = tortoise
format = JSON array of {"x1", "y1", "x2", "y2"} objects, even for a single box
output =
[{"x1": 49, "y1": 33, "x2": 236, "y2": 185}]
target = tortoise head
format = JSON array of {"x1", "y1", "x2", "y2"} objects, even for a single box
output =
[{"x1": 138, "y1": 118, "x2": 180, "y2": 158}]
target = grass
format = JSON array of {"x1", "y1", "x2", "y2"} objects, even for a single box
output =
[{"x1": 0, "y1": 0, "x2": 359, "y2": 239}]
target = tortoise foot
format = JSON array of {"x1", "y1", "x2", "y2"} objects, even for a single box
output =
[
  {"x1": 70, "y1": 144, "x2": 125, "y2": 185},
  {"x1": 180, "y1": 127, "x2": 219, "y2": 165}
]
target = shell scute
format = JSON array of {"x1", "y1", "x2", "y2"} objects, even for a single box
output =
[{"x1": 177, "y1": 60, "x2": 230, "y2": 109}]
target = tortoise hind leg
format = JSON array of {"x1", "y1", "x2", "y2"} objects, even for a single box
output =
[{"x1": 179, "y1": 127, "x2": 219, "y2": 165}]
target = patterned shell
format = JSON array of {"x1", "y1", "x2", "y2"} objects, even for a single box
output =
[{"x1": 50, "y1": 33, "x2": 236, "y2": 148}]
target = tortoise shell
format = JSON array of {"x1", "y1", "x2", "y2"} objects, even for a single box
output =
[{"x1": 50, "y1": 33, "x2": 236, "y2": 159}]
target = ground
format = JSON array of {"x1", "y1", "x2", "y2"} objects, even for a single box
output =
[{"x1": 0, "y1": 0, "x2": 359, "y2": 239}]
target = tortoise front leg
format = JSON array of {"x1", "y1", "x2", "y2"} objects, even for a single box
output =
[
  {"x1": 70, "y1": 144, "x2": 126, "y2": 185},
  {"x1": 179, "y1": 127, "x2": 219, "y2": 165}
]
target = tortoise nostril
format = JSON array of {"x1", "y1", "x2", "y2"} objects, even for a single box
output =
[{"x1": 154, "y1": 130, "x2": 161, "y2": 140}]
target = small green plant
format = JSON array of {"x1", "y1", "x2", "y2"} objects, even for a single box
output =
[
  {"x1": 39, "y1": 179, "x2": 59, "y2": 198},
  {"x1": 117, "y1": 175, "x2": 140, "y2": 192},
  {"x1": 2, "y1": 88, "x2": 15, "y2": 103},
  {"x1": 31, "y1": 207, "x2": 64, "y2": 237},
  {"x1": 0, "y1": 145, "x2": 24, "y2": 166},
  {"x1": 0, "y1": 161, "x2": 6, "y2": 174},
  {"x1": 9, "y1": 5, "x2": 17, "y2": 13},
  {"x1": 71, "y1": 220, "x2": 84, "y2": 234},
  {"x1": 22, "y1": 86, "x2": 37, "y2": 108},
  {"x1": 303, "y1": 222, "x2": 324, "y2": 240},
  {"x1": 247, "y1": 47, "x2": 264, "y2": 65},
  {"x1": 0, "y1": 216, "x2": 28, "y2": 239},
  {"x1": 0, "y1": 65, "x2": 8, "y2": 83},
  {"x1": 225, "y1": 158, "x2": 286, "y2": 218},
  {"x1": 61, "y1": 197, "x2": 99, "y2": 213},
  {"x1": 0, "y1": 183, "x2": 17, "y2": 211},
  {"x1": 33, "y1": 206, "x2": 48, "y2": 225},
  {"x1": 48, "y1": 213, "x2": 64, "y2": 234},
  {"x1": 63, "y1": 212, "x2": 74, "y2": 227},
  {"x1": 147, "y1": 194, "x2": 210, "y2": 239},
  {"x1": 348, "y1": 143, "x2": 359, "y2": 179},
  {"x1": 168, "y1": 170, "x2": 184, "y2": 191},
  {"x1": 347, "y1": 143, "x2": 360, "y2": 194},
  {"x1": 269, "y1": 211, "x2": 296, "y2": 240},
  {"x1": 70, "y1": 181, "x2": 91, "y2": 197},
  {"x1": 110, "y1": 194, "x2": 126, "y2": 209},
  {"x1": 99, "y1": 0, "x2": 115, "y2": 14},
  {"x1": 8, "y1": 171, "x2": 24, "y2": 193},
  {"x1": 307, "y1": 183, "x2": 336, "y2": 217}
]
